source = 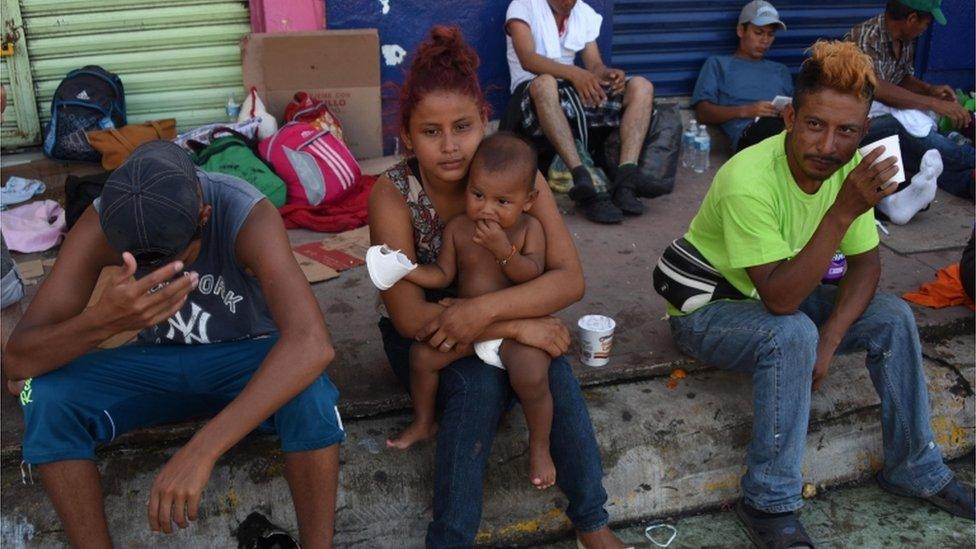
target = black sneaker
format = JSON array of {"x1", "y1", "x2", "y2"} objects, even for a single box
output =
[
  {"x1": 612, "y1": 163, "x2": 645, "y2": 215},
  {"x1": 877, "y1": 472, "x2": 975, "y2": 520},
  {"x1": 568, "y1": 166, "x2": 598, "y2": 203},
  {"x1": 235, "y1": 511, "x2": 300, "y2": 549},
  {"x1": 612, "y1": 184, "x2": 644, "y2": 215},
  {"x1": 576, "y1": 192, "x2": 623, "y2": 224},
  {"x1": 734, "y1": 499, "x2": 814, "y2": 548}
]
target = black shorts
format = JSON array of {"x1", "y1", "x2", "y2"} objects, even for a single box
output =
[{"x1": 514, "y1": 77, "x2": 625, "y2": 150}]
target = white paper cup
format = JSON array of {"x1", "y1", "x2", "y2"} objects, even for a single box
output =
[
  {"x1": 577, "y1": 315, "x2": 616, "y2": 367},
  {"x1": 858, "y1": 134, "x2": 906, "y2": 189}
]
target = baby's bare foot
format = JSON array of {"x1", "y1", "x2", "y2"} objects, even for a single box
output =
[
  {"x1": 386, "y1": 420, "x2": 437, "y2": 450},
  {"x1": 529, "y1": 444, "x2": 556, "y2": 489}
]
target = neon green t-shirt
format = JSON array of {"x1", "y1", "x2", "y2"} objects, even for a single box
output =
[{"x1": 668, "y1": 131, "x2": 879, "y2": 316}]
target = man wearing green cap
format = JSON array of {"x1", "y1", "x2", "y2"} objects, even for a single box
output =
[{"x1": 847, "y1": 0, "x2": 975, "y2": 199}]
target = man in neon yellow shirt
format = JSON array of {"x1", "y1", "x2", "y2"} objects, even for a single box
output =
[{"x1": 661, "y1": 41, "x2": 973, "y2": 547}]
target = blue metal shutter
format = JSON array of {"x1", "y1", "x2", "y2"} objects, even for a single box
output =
[{"x1": 613, "y1": 0, "x2": 887, "y2": 97}]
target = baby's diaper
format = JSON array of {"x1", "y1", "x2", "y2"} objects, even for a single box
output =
[{"x1": 474, "y1": 339, "x2": 505, "y2": 369}]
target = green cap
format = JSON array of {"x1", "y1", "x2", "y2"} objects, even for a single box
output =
[{"x1": 899, "y1": 0, "x2": 947, "y2": 25}]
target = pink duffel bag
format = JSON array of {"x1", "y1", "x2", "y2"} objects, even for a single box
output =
[{"x1": 259, "y1": 122, "x2": 361, "y2": 207}]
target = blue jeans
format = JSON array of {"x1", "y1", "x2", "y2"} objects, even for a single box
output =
[
  {"x1": 21, "y1": 336, "x2": 345, "y2": 464},
  {"x1": 379, "y1": 318, "x2": 609, "y2": 547},
  {"x1": 669, "y1": 287, "x2": 953, "y2": 513},
  {"x1": 864, "y1": 114, "x2": 975, "y2": 199}
]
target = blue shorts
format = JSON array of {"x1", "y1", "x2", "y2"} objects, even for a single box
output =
[{"x1": 19, "y1": 335, "x2": 344, "y2": 464}]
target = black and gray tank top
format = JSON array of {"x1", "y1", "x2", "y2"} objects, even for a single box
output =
[{"x1": 139, "y1": 170, "x2": 277, "y2": 344}]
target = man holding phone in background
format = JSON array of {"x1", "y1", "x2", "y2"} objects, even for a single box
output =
[{"x1": 692, "y1": 0, "x2": 794, "y2": 153}]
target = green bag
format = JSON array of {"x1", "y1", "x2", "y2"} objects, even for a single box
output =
[
  {"x1": 190, "y1": 129, "x2": 287, "y2": 207},
  {"x1": 547, "y1": 139, "x2": 609, "y2": 194}
]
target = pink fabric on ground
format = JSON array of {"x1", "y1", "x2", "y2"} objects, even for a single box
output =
[{"x1": 1, "y1": 200, "x2": 66, "y2": 252}]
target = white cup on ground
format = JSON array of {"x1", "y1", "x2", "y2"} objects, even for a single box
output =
[
  {"x1": 577, "y1": 314, "x2": 616, "y2": 367},
  {"x1": 858, "y1": 134, "x2": 906, "y2": 189}
]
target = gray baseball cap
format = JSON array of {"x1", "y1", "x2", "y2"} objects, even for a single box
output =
[{"x1": 739, "y1": 0, "x2": 787, "y2": 30}]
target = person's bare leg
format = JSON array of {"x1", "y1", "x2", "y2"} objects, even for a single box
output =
[
  {"x1": 387, "y1": 343, "x2": 462, "y2": 449},
  {"x1": 577, "y1": 526, "x2": 630, "y2": 548},
  {"x1": 500, "y1": 340, "x2": 555, "y2": 489},
  {"x1": 38, "y1": 460, "x2": 112, "y2": 548},
  {"x1": 618, "y1": 76, "x2": 654, "y2": 165},
  {"x1": 529, "y1": 75, "x2": 584, "y2": 169},
  {"x1": 284, "y1": 444, "x2": 340, "y2": 549}
]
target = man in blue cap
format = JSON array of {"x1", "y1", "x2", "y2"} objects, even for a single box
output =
[
  {"x1": 847, "y1": 0, "x2": 975, "y2": 199},
  {"x1": 4, "y1": 141, "x2": 343, "y2": 547},
  {"x1": 692, "y1": 0, "x2": 795, "y2": 152}
]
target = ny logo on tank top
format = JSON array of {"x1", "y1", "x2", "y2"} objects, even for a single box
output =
[{"x1": 166, "y1": 302, "x2": 211, "y2": 344}]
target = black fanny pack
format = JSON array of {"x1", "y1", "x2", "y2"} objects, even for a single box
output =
[{"x1": 653, "y1": 238, "x2": 747, "y2": 313}]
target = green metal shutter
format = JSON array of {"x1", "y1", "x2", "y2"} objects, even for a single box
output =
[{"x1": 17, "y1": 0, "x2": 250, "y2": 147}]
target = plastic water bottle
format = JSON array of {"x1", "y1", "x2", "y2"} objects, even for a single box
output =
[
  {"x1": 693, "y1": 124, "x2": 710, "y2": 174},
  {"x1": 225, "y1": 95, "x2": 241, "y2": 121},
  {"x1": 822, "y1": 252, "x2": 847, "y2": 284},
  {"x1": 682, "y1": 118, "x2": 697, "y2": 168}
]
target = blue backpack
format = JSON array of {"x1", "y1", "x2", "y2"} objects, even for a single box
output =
[{"x1": 42, "y1": 66, "x2": 126, "y2": 162}]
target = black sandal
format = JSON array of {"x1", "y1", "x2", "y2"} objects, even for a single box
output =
[{"x1": 735, "y1": 499, "x2": 815, "y2": 549}]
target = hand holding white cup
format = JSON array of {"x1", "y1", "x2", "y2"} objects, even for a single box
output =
[{"x1": 858, "y1": 134, "x2": 906, "y2": 189}]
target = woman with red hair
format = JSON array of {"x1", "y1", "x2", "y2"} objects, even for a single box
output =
[{"x1": 368, "y1": 26, "x2": 627, "y2": 548}]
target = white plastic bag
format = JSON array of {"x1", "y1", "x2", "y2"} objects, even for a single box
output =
[{"x1": 239, "y1": 87, "x2": 278, "y2": 140}]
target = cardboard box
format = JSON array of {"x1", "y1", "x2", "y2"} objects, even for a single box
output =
[{"x1": 241, "y1": 30, "x2": 382, "y2": 159}]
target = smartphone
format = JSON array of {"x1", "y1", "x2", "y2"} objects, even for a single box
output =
[{"x1": 771, "y1": 95, "x2": 792, "y2": 109}]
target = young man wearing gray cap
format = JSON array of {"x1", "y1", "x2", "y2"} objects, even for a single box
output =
[
  {"x1": 846, "y1": 0, "x2": 975, "y2": 198},
  {"x1": 692, "y1": 0, "x2": 794, "y2": 152},
  {"x1": 4, "y1": 141, "x2": 343, "y2": 547}
]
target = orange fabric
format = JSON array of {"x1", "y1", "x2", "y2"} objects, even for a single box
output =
[{"x1": 902, "y1": 263, "x2": 976, "y2": 310}]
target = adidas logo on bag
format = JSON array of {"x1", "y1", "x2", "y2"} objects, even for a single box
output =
[{"x1": 75, "y1": 90, "x2": 91, "y2": 100}]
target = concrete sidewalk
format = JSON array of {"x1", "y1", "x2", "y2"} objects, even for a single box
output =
[
  {"x1": 540, "y1": 454, "x2": 975, "y2": 548},
  {"x1": 1, "y1": 138, "x2": 973, "y2": 546}
]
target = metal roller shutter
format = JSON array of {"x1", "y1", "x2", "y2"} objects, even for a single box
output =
[
  {"x1": 4, "y1": 0, "x2": 250, "y2": 149},
  {"x1": 613, "y1": 0, "x2": 887, "y2": 97},
  {"x1": 1, "y1": 58, "x2": 22, "y2": 143},
  {"x1": 1, "y1": 0, "x2": 41, "y2": 147}
]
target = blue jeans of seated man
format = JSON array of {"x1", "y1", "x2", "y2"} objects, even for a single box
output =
[
  {"x1": 669, "y1": 286, "x2": 953, "y2": 513},
  {"x1": 379, "y1": 318, "x2": 609, "y2": 547},
  {"x1": 863, "y1": 114, "x2": 976, "y2": 199}
]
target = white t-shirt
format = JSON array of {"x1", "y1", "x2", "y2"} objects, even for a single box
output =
[{"x1": 505, "y1": 0, "x2": 603, "y2": 92}]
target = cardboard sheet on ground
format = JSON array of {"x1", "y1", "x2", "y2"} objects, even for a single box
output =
[
  {"x1": 88, "y1": 266, "x2": 139, "y2": 349},
  {"x1": 294, "y1": 242, "x2": 364, "y2": 271},
  {"x1": 320, "y1": 225, "x2": 370, "y2": 261},
  {"x1": 293, "y1": 251, "x2": 340, "y2": 283},
  {"x1": 241, "y1": 30, "x2": 382, "y2": 159}
]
